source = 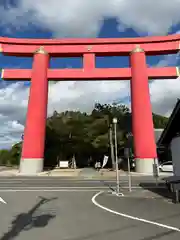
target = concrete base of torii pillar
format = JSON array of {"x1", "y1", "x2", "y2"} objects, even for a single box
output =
[
  {"x1": 19, "y1": 158, "x2": 43, "y2": 175},
  {"x1": 135, "y1": 158, "x2": 154, "y2": 174}
]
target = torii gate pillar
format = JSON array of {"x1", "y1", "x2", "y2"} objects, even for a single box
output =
[
  {"x1": 130, "y1": 46, "x2": 157, "y2": 173},
  {"x1": 20, "y1": 47, "x2": 49, "y2": 175}
]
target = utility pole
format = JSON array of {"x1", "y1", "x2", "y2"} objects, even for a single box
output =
[
  {"x1": 113, "y1": 117, "x2": 120, "y2": 195},
  {"x1": 109, "y1": 124, "x2": 115, "y2": 170}
]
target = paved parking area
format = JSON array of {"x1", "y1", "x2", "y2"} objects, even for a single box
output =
[{"x1": 0, "y1": 190, "x2": 180, "y2": 240}]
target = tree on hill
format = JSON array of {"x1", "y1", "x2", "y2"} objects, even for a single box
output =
[
  {"x1": 153, "y1": 113, "x2": 168, "y2": 129},
  {"x1": 0, "y1": 103, "x2": 168, "y2": 168},
  {"x1": 0, "y1": 142, "x2": 22, "y2": 166}
]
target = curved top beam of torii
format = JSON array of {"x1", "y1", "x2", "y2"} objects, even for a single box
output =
[
  {"x1": 0, "y1": 33, "x2": 180, "y2": 45},
  {"x1": 0, "y1": 34, "x2": 180, "y2": 56},
  {"x1": 1, "y1": 34, "x2": 180, "y2": 81}
]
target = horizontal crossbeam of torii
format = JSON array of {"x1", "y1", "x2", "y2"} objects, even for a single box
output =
[
  {"x1": 1, "y1": 67, "x2": 180, "y2": 80},
  {"x1": 1, "y1": 34, "x2": 180, "y2": 175}
]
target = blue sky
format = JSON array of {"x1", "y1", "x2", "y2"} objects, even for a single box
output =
[{"x1": 1, "y1": 0, "x2": 180, "y2": 149}]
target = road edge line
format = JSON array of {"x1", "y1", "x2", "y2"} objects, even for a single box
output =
[{"x1": 91, "y1": 191, "x2": 180, "y2": 232}]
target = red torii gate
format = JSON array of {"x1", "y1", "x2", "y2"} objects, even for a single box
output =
[{"x1": 1, "y1": 35, "x2": 180, "y2": 175}]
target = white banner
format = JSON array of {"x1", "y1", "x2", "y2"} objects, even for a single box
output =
[
  {"x1": 102, "y1": 155, "x2": 109, "y2": 168},
  {"x1": 59, "y1": 161, "x2": 68, "y2": 168}
]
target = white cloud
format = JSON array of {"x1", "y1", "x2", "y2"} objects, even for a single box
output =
[
  {"x1": 0, "y1": 82, "x2": 27, "y2": 149},
  {"x1": 1, "y1": 0, "x2": 180, "y2": 36},
  {"x1": 150, "y1": 79, "x2": 180, "y2": 117},
  {"x1": 0, "y1": 80, "x2": 130, "y2": 149},
  {"x1": 48, "y1": 80, "x2": 130, "y2": 113},
  {"x1": 0, "y1": 114, "x2": 24, "y2": 149}
]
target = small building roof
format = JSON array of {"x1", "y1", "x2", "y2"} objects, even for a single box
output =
[
  {"x1": 154, "y1": 129, "x2": 164, "y2": 143},
  {"x1": 157, "y1": 99, "x2": 180, "y2": 146},
  {"x1": 125, "y1": 129, "x2": 163, "y2": 146}
]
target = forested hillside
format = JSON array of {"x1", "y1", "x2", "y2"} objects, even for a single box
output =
[{"x1": 0, "y1": 103, "x2": 168, "y2": 168}]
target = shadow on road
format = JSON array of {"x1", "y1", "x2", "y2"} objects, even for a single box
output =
[
  {"x1": 0, "y1": 196, "x2": 57, "y2": 240},
  {"x1": 65, "y1": 224, "x2": 137, "y2": 240},
  {"x1": 140, "y1": 229, "x2": 175, "y2": 240},
  {"x1": 101, "y1": 180, "x2": 115, "y2": 192},
  {"x1": 101, "y1": 179, "x2": 126, "y2": 193},
  {"x1": 139, "y1": 182, "x2": 173, "y2": 200}
]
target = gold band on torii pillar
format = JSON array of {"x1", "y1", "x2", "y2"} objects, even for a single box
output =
[
  {"x1": 130, "y1": 45, "x2": 144, "y2": 54},
  {"x1": 176, "y1": 67, "x2": 180, "y2": 77},
  {"x1": 0, "y1": 44, "x2": 3, "y2": 53},
  {"x1": 34, "y1": 46, "x2": 48, "y2": 55},
  {"x1": 175, "y1": 42, "x2": 180, "y2": 77}
]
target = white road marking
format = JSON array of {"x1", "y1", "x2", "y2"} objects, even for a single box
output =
[
  {"x1": 0, "y1": 196, "x2": 7, "y2": 204},
  {"x1": 0, "y1": 179, "x2": 126, "y2": 182},
  {"x1": 0, "y1": 186, "x2": 166, "y2": 189},
  {"x1": 111, "y1": 191, "x2": 124, "y2": 197},
  {"x1": 0, "y1": 181, "x2": 23, "y2": 184},
  {"x1": 0, "y1": 189, "x2": 101, "y2": 192},
  {"x1": 0, "y1": 186, "x2": 108, "y2": 189},
  {"x1": 92, "y1": 191, "x2": 180, "y2": 232}
]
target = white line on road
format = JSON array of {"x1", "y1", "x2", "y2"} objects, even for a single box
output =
[
  {"x1": 0, "y1": 186, "x2": 108, "y2": 189},
  {"x1": 0, "y1": 177, "x2": 167, "y2": 181},
  {"x1": 0, "y1": 196, "x2": 7, "y2": 204},
  {"x1": 0, "y1": 180, "x2": 126, "y2": 184},
  {"x1": 0, "y1": 181, "x2": 23, "y2": 184},
  {"x1": 92, "y1": 191, "x2": 180, "y2": 232},
  {"x1": 0, "y1": 186, "x2": 166, "y2": 189},
  {"x1": 0, "y1": 179, "x2": 127, "y2": 182},
  {"x1": 0, "y1": 189, "x2": 101, "y2": 192}
]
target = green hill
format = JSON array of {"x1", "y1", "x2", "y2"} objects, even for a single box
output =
[{"x1": 0, "y1": 103, "x2": 168, "y2": 168}]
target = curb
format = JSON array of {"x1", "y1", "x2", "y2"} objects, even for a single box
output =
[{"x1": 0, "y1": 170, "x2": 172, "y2": 178}]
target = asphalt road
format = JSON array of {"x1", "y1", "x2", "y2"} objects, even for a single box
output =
[
  {"x1": 0, "y1": 175, "x2": 166, "y2": 190},
  {"x1": 0, "y1": 176, "x2": 179, "y2": 239}
]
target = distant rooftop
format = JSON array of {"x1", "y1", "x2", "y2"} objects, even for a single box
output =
[
  {"x1": 157, "y1": 99, "x2": 180, "y2": 146},
  {"x1": 154, "y1": 129, "x2": 164, "y2": 143},
  {"x1": 126, "y1": 128, "x2": 164, "y2": 145}
]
